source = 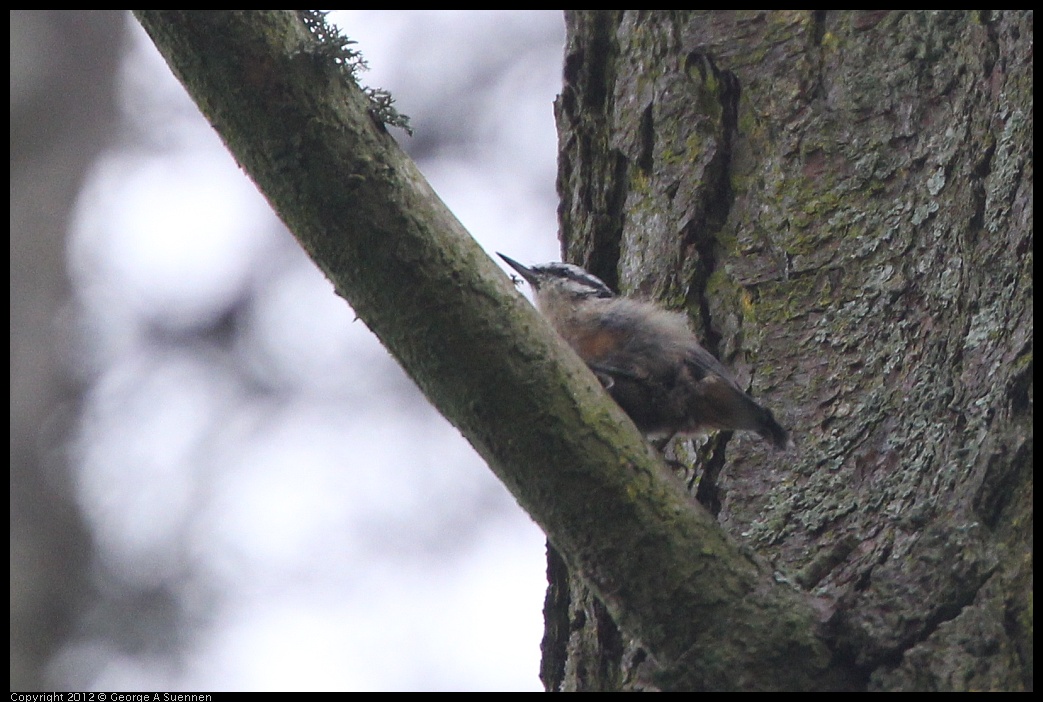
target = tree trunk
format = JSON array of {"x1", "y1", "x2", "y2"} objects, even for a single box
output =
[
  {"x1": 545, "y1": 10, "x2": 1031, "y2": 692},
  {"x1": 10, "y1": 11, "x2": 126, "y2": 691}
]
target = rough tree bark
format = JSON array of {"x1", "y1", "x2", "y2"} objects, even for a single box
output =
[{"x1": 545, "y1": 10, "x2": 1031, "y2": 692}]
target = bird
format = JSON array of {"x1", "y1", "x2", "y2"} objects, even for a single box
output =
[{"x1": 499, "y1": 253, "x2": 791, "y2": 450}]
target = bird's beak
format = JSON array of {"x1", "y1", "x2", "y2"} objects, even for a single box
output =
[{"x1": 497, "y1": 253, "x2": 540, "y2": 288}]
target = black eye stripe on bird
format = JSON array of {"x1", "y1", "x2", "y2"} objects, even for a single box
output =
[{"x1": 498, "y1": 253, "x2": 792, "y2": 451}]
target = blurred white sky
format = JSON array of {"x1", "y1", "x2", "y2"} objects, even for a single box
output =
[{"x1": 57, "y1": 11, "x2": 566, "y2": 691}]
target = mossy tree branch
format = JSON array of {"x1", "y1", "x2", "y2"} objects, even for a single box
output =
[{"x1": 133, "y1": 11, "x2": 847, "y2": 690}]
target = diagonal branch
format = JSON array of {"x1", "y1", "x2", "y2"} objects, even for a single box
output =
[{"x1": 133, "y1": 10, "x2": 848, "y2": 690}]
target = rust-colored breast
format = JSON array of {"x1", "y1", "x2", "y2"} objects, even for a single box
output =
[{"x1": 572, "y1": 327, "x2": 625, "y2": 363}]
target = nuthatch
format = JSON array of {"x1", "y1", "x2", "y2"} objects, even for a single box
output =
[{"x1": 499, "y1": 254, "x2": 791, "y2": 450}]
